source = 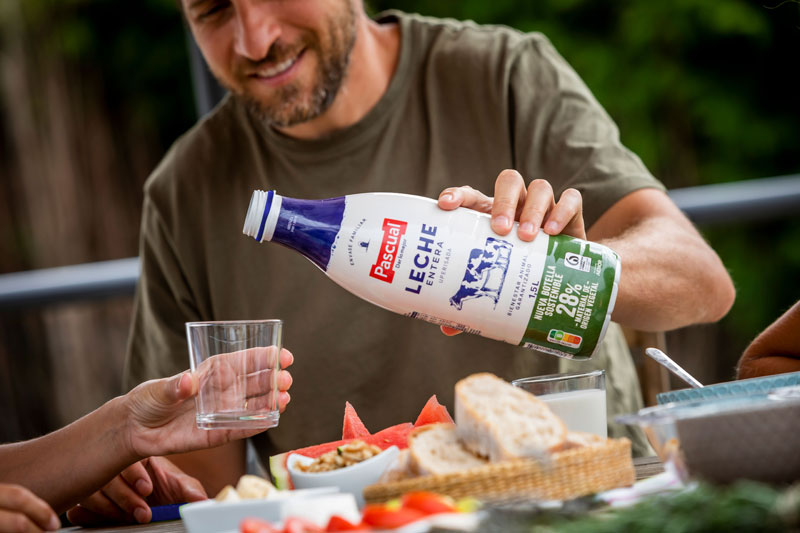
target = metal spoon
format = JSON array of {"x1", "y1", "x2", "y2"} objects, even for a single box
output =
[{"x1": 645, "y1": 347, "x2": 704, "y2": 388}]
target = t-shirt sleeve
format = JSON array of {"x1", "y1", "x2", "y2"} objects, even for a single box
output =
[
  {"x1": 123, "y1": 190, "x2": 201, "y2": 392},
  {"x1": 508, "y1": 34, "x2": 665, "y2": 228}
]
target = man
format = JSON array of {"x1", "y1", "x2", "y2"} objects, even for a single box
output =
[{"x1": 69, "y1": 0, "x2": 734, "y2": 523}]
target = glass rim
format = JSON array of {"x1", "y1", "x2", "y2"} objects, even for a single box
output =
[
  {"x1": 185, "y1": 319, "x2": 283, "y2": 327},
  {"x1": 511, "y1": 369, "x2": 605, "y2": 386}
]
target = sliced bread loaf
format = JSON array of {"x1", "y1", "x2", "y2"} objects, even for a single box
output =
[
  {"x1": 455, "y1": 373, "x2": 567, "y2": 461},
  {"x1": 408, "y1": 423, "x2": 487, "y2": 475}
]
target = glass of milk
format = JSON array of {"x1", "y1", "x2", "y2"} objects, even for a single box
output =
[{"x1": 512, "y1": 370, "x2": 607, "y2": 438}]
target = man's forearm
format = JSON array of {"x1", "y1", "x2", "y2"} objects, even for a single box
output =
[{"x1": 599, "y1": 216, "x2": 735, "y2": 332}]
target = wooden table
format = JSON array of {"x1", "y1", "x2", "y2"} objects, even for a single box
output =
[
  {"x1": 633, "y1": 455, "x2": 665, "y2": 480},
  {"x1": 58, "y1": 457, "x2": 665, "y2": 533}
]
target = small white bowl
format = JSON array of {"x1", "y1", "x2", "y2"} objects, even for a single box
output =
[
  {"x1": 180, "y1": 487, "x2": 338, "y2": 533},
  {"x1": 288, "y1": 446, "x2": 399, "y2": 506}
]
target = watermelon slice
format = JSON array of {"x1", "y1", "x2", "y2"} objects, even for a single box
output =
[
  {"x1": 269, "y1": 423, "x2": 413, "y2": 490},
  {"x1": 366, "y1": 422, "x2": 413, "y2": 449},
  {"x1": 342, "y1": 401, "x2": 370, "y2": 439},
  {"x1": 413, "y1": 395, "x2": 454, "y2": 426}
]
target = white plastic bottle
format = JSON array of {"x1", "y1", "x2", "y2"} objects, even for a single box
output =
[{"x1": 243, "y1": 191, "x2": 620, "y2": 360}]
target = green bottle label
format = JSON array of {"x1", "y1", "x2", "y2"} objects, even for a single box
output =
[{"x1": 519, "y1": 235, "x2": 620, "y2": 360}]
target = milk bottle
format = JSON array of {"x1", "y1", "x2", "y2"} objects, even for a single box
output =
[{"x1": 242, "y1": 191, "x2": 620, "y2": 360}]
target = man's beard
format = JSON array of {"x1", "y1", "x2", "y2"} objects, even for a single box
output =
[{"x1": 229, "y1": 7, "x2": 356, "y2": 128}]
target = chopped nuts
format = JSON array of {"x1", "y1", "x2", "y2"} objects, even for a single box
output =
[{"x1": 296, "y1": 440, "x2": 383, "y2": 472}]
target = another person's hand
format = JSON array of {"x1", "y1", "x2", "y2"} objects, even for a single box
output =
[
  {"x1": 126, "y1": 347, "x2": 293, "y2": 459},
  {"x1": 65, "y1": 456, "x2": 204, "y2": 526},
  {"x1": 436, "y1": 169, "x2": 585, "y2": 335},
  {"x1": 0, "y1": 484, "x2": 60, "y2": 532},
  {"x1": 737, "y1": 300, "x2": 800, "y2": 379},
  {"x1": 67, "y1": 348, "x2": 293, "y2": 525}
]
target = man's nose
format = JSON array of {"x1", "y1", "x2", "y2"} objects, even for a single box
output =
[{"x1": 233, "y1": 4, "x2": 281, "y2": 60}]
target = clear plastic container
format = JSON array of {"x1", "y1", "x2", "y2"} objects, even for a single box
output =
[{"x1": 618, "y1": 390, "x2": 800, "y2": 483}]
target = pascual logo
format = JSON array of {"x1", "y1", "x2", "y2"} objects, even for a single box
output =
[{"x1": 369, "y1": 218, "x2": 407, "y2": 283}]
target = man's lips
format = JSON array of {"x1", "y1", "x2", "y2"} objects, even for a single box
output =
[{"x1": 248, "y1": 48, "x2": 306, "y2": 82}]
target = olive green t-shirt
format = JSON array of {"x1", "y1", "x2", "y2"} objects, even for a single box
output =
[{"x1": 124, "y1": 12, "x2": 663, "y2": 461}]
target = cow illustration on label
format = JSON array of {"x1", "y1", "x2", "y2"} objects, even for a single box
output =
[{"x1": 449, "y1": 237, "x2": 513, "y2": 310}]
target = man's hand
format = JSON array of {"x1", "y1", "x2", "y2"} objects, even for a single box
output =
[
  {"x1": 437, "y1": 169, "x2": 586, "y2": 241},
  {"x1": 65, "y1": 457, "x2": 205, "y2": 526},
  {"x1": 0, "y1": 484, "x2": 60, "y2": 532},
  {"x1": 437, "y1": 169, "x2": 585, "y2": 335}
]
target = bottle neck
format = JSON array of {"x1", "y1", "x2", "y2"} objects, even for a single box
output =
[
  {"x1": 244, "y1": 191, "x2": 346, "y2": 271},
  {"x1": 243, "y1": 190, "x2": 282, "y2": 242}
]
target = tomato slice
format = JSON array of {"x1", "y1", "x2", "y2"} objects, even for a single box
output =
[
  {"x1": 325, "y1": 515, "x2": 370, "y2": 531},
  {"x1": 283, "y1": 517, "x2": 325, "y2": 533},
  {"x1": 361, "y1": 505, "x2": 426, "y2": 529},
  {"x1": 240, "y1": 518, "x2": 281, "y2": 533},
  {"x1": 401, "y1": 491, "x2": 457, "y2": 515}
]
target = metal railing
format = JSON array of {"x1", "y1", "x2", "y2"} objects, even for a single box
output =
[
  {"x1": 0, "y1": 257, "x2": 140, "y2": 309},
  {"x1": 668, "y1": 174, "x2": 800, "y2": 225},
  {"x1": 1, "y1": 174, "x2": 798, "y2": 309}
]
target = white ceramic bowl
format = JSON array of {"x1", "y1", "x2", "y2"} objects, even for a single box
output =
[
  {"x1": 288, "y1": 445, "x2": 399, "y2": 506},
  {"x1": 180, "y1": 487, "x2": 339, "y2": 533}
]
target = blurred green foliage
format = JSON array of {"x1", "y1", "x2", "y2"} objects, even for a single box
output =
[
  {"x1": 12, "y1": 0, "x2": 195, "y2": 151},
  {"x1": 477, "y1": 481, "x2": 800, "y2": 532},
  {"x1": 5, "y1": 0, "x2": 799, "y2": 374},
  {"x1": 532, "y1": 481, "x2": 800, "y2": 532}
]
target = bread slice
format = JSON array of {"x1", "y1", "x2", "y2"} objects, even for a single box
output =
[
  {"x1": 378, "y1": 449, "x2": 413, "y2": 483},
  {"x1": 455, "y1": 373, "x2": 567, "y2": 461},
  {"x1": 408, "y1": 423, "x2": 487, "y2": 475}
]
